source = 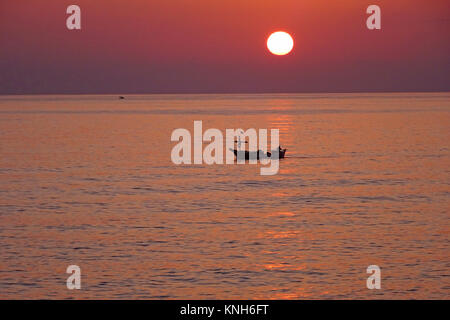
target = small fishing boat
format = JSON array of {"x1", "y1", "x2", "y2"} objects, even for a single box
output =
[{"x1": 231, "y1": 147, "x2": 286, "y2": 160}]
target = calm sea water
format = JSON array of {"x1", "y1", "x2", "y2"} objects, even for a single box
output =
[{"x1": 0, "y1": 93, "x2": 449, "y2": 299}]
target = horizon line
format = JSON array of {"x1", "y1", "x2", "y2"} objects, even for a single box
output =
[{"x1": 1, "y1": 90, "x2": 449, "y2": 96}]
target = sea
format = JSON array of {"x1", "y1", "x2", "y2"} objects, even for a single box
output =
[{"x1": 0, "y1": 93, "x2": 448, "y2": 299}]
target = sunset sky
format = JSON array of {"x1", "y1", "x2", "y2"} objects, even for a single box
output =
[{"x1": 0, "y1": 0, "x2": 449, "y2": 94}]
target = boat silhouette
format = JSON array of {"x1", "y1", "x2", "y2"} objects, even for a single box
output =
[{"x1": 230, "y1": 146, "x2": 286, "y2": 160}]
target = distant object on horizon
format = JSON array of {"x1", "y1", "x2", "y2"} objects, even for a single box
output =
[{"x1": 119, "y1": 96, "x2": 125, "y2": 99}]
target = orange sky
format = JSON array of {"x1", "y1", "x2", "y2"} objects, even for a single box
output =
[{"x1": 0, "y1": 0, "x2": 449, "y2": 93}]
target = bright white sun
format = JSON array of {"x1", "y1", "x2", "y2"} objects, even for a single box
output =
[{"x1": 267, "y1": 31, "x2": 294, "y2": 56}]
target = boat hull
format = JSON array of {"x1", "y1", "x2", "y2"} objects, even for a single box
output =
[{"x1": 231, "y1": 149, "x2": 286, "y2": 160}]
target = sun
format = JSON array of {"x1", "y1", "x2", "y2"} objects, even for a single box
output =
[{"x1": 267, "y1": 31, "x2": 294, "y2": 56}]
